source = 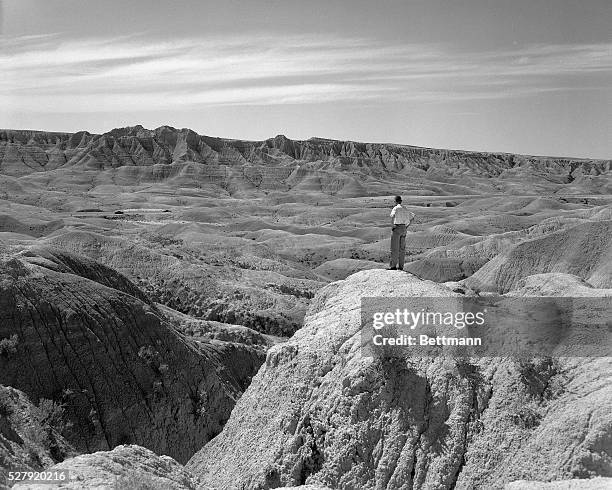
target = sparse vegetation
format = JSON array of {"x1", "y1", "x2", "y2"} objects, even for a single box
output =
[
  {"x1": 188, "y1": 387, "x2": 209, "y2": 419},
  {"x1": 0, "y1": 334, "x2": 19, "y2": 357},
  {"x1": 506, "y1": 357, "x2": 567, "y2": 430},
  {"x1": 516, "y1": 357, "x2": 566, "y2": 400},
  {"x1": 455, "y1": 358, "x2": 483, "y2": 385},
  {"x1": 138, "y1": 345, "x2": 165, "y2": 375},
  {"x1": 266, "y1": 283, "x2": 314, "y2": 299},
  {"x1": 510, "y1": 399, "x2": 542, "y2": 429},
  {"x1": 145, "y1": 233, "x2": 183, "y2": 247},
  {"x1": 26, "y1": 398, "x2": 72, "y2": 445},
  {"x1": 35, "y1": 398, "x2": 71, "y2": 433}
]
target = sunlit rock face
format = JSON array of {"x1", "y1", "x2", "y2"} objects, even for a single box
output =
[{"x1": 187, "y1": 270, "x2": 611, "y2": 489}]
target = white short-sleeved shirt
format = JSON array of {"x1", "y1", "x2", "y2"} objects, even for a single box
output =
[{"x1": 390, "y1": 204, "x2": 415, "y2": 225}]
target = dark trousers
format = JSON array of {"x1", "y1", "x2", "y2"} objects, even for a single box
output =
[{"x1": 390, "y1": 224, "x2": 407, "y2": 269}]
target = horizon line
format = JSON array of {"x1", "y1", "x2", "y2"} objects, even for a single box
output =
[{"x1": 1, "y1": 124, "x2": 610, "y2": 162}]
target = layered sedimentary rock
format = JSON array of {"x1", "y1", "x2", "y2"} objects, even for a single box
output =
[
  {"x1": 0, "y1": 247, "x2": 263, "y2": 464},
  {"x1": 187, "y1": 269, "x2": 612, "y2": 489},
  {"x1": 464, "y1": 220, "x2": 612, "y2": 292},
  {"x1": 1, "y1": 126, "x2": 610, "y2": 337},
  {"x1": 1, "y1": 127, "x2": 609, "y2": 195}
]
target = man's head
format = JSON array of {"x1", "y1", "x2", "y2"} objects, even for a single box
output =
[{"x1": 395, "y1": 196, "x2": 402, "y2": 204}]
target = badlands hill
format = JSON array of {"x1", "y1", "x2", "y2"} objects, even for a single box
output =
[
  {"x1": 1, "y1": 125, "x2": 611, "y2": 335},
  {"x1": 0, "y1": 248, "x2": 265, "y2": 465},
  {"x1": 464, "y1": 220, "x2": 612, "y2": 292},
  {"x1": 188, "y1": 270, "x2": 612, "y2": 489},
  {"x1": 1, "y1": 126, "x2": 610, "y2": 195},
  {"x1": 23, "y1": 270, "x2": 610, "y2": 489},
  {"x1": 1, "y1": 125, "x2": 611, "y2": 488}
]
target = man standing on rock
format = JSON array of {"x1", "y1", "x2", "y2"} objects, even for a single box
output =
[{"x1": 389, "y1": 195, "x2": 415, "y2": 270}]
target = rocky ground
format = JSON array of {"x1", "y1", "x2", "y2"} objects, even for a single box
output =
[
  {"x1": 187, "y1": 270, "x2": 612, "y2": 489},
  {"x1": 0, "y1": 126, "x2": 610, "y2": 488}
]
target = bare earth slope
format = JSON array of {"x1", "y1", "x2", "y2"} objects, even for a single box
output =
[
  {"x1": 464, "y1": 221, "x2": 612, "y2": 292},
  {"x1": 0, "y1": 248, "x2": 262, "y2": 464},
  {"x1": 187, "y1": 270, "x2": 612, "y2": 489}
]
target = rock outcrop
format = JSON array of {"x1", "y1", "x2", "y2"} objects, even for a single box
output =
[
  {"x1": 1, "y1": 127, "x2": 609, "y2": 196},
  {"x1": 19, "y1": 445, "x2": 198, "y2": 489},
  {"x1": 187, "y1": 269, "x2": 612, "y2": 489},
  {"x1": 0, "y1": 247, "x2": 263, "y2": 464}
]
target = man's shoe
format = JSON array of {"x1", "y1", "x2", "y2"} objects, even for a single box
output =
[{"x1": 387, "y1": 267, "x2": 397, "y2": 270}]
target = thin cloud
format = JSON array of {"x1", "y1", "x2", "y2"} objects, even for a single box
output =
[{"x1": 1, "y1": 33, "x2": 610, "y2": 111}]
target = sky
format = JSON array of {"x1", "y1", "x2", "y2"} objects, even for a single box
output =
[{"x1": 1, "y1": 0, "x2": 610, "y2": 158}]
